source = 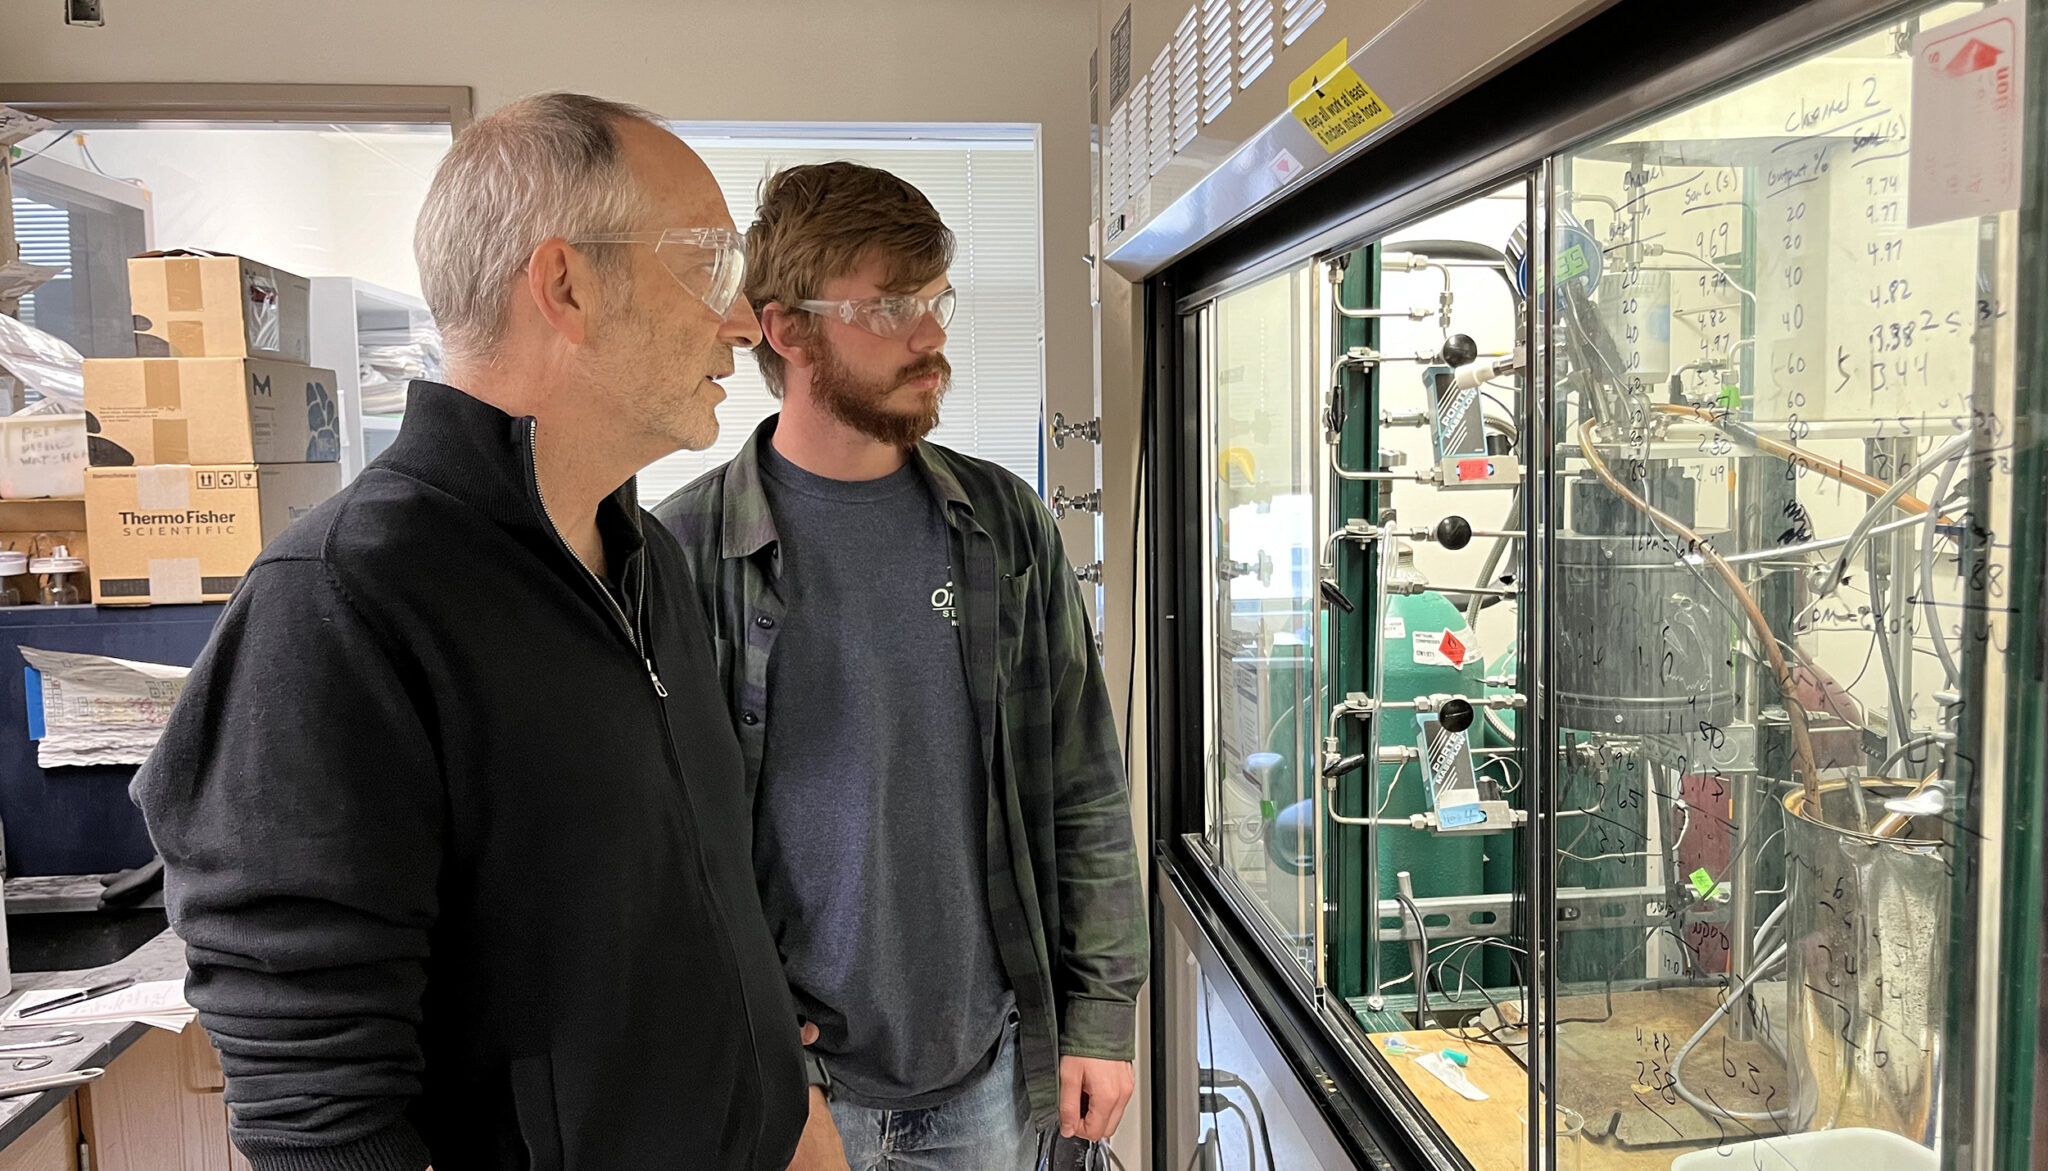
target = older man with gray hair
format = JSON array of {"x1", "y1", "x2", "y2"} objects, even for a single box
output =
[{"x1": 132, "y1": 93, "x2": 808, "y2": 1171}]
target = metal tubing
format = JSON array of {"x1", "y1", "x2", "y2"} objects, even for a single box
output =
[{"x1": 1364, "y1": 523, "x2": 1395, "y2": 1008}]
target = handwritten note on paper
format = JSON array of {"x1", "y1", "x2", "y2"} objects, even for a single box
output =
[
  {"x1": 1909, "y1": 4, "x2": 2028, "y2": 226},
  {"x1": 2, "y1": 980, "x2": 194, "y2": 1032}
]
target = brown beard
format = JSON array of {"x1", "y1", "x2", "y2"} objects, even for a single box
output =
[{"x1": 808, "y1": 335, "x2": 951, "y2": 447}]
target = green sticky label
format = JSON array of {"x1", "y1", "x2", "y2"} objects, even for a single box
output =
[
  {"x1": 1556, "y1": 244, "x2": 1589, "y2": 284},
  {"x1": 1260, "y1": 799, "x2": 1278, "y2": 822},
  {"x1": 1718, "y1": 384, "x2": 1742, "y2": 409},
  {"x1": 1689, "y1": 868, "x2": 1720, "y2": 899}
]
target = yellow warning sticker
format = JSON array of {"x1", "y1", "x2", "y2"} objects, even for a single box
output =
[{"x1": 1287, "y1": 39, "x2": 1394, "y2": 154}]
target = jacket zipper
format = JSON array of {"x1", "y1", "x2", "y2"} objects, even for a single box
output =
[{"x1": 522, "y1": 420, "x2": 770, "y2": 1160}]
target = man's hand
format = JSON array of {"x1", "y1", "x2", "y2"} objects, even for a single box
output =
[
  {"x1": 1058, "y1": 1056, "x2": 1135, "y2": 1141},
  {"x1": 785, "y1": 1086, "x2": 849, "y2": 1171}
]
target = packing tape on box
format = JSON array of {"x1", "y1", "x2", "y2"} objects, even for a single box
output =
[
  {"x1": 148, "y1": 558, "x2": 202, "y2": 605},
  {"x1": 141, "y1": 360, "x2": 182, "y2": 407},
  {"x1": 168, "y1": 321, "x2": 207, "y2": 357},
  {"x1": 165, "y1": 257, "x2": 206, "y2": 312},
  {"x1": 135, "y1": 466, "x2": 191, "y2": 511}
]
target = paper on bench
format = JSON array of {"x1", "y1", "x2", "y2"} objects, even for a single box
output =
[{"x1": 1, "y1": 979, "x2": 195, "y2": 1032}]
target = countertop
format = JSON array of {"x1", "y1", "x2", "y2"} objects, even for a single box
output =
[{"x1": 0, "y1": 928, "x2": 185, "y2": 1148}]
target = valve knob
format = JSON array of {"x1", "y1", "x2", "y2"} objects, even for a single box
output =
[
  {"x1": 1322, "y1": 752, "x2": 1368, "y2": 779},
  {"x1": 1434, "y1": 515, "x2": 1472, "y2": 551},
  {"x1": 1441, "y1": 333, "x2": 1480, "y2": 367},
  {"x1": 1439, "y1": 697, "x2": 1475, "y2": 734},
  {"x1": 1319, "y1": 578, "x2": 1356, "y2": 614}
]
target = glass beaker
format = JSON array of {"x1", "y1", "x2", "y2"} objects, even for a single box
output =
[
  {"x1": 1516, "y1": 1101, "x2": 1585, "y2": 1171},
  {"x1": 29, "y1": 546, "x2": 85, "y2": 606},
  {"x1": 0, "y1": 551, "x2": 24, "y2": 606}
]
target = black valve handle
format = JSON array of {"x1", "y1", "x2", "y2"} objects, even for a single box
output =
[
  {"x1": 1440, "y1": 333, "x2": 1480, "y2": 367},
  {"x1": 1438, "y1": 696, "x2": 1475, "y2": 734},
  {"x1": 1434, "y1": 515, "x2": 1472, "y2": 551}
]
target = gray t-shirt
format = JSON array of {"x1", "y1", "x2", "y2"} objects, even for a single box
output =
[{"x1": 756, "y1": 444, "x2": 1011, "y2": 1109}]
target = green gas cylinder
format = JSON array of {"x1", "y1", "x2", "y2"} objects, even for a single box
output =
[{"x1": 1373, "y1": 548, "x2": 1485, "y2": 986}]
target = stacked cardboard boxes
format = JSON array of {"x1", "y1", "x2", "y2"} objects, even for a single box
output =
[{"x1": 83, "y1": 252, "x2": 343, "y2": 605}]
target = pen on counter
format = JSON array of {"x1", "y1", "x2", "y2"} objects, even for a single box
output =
[
  {"x1": 0, "y1": 1068, "x2": 103, "y2": 1098},
  {"x1": 16, "y1": 977, "x2": 137, "y2": 1020}
]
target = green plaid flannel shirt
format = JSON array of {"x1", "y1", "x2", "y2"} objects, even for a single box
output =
[{"x1": 652, "y1": 415, "x2": 1147, "y2": 1120}]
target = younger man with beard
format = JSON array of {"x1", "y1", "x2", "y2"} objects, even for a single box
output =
[{"x1": 656, "y1": 163, "x2": 1145, "y2": 1170}]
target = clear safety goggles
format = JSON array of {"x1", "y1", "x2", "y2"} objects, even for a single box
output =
[
  {"x1": 795, "y1": 286, "x2": 957, "y2": 339},
  {"x1": 571, "y1": 228, "x2": 748, "y2": 317}
]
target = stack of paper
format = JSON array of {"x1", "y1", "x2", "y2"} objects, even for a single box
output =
[
  {"x1": 1, "y1": 980, "x2": 195, "y2": 1033},
  {"x1": 18, "y1": 647, "x2": 191, "y2": 769}
]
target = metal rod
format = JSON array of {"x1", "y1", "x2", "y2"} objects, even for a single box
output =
[
  {"x1": 1312, "y1": 262, "x2": 1336, "y2": 998},
  {"x1": 1333, "y1": 467, "x2": 1437, "y2": 482},
  {"x1": 1721, "y1": 511, "x2": 1933, "y2": 564},
  {"x1": 1727, "y1": 769, "x2": 1758, "y2": 1042},
  {"x1": 1364, "y1": 521, "x2": 1394, "y2": 1008},
  {"x1": 1421, "y1": 583, "x2": 1520, "y2": 599},
  {"x1": 1329, "y1": 811, "x2": 1420, "y2": 828},
  {"x1": 1335, "y1": 305, "x2": 1432, "y2": 320}
]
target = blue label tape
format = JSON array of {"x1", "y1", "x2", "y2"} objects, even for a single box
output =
[
  {"x1": 23, "y1": 666, "x2": 45, "y2": 741},
  {"x1": 1438, "y1": 803, "x2": 1487, "y2": 828}
]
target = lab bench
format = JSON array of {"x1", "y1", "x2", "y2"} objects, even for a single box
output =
[
  {"x1": 0, "y1": 869, "x2": 255, "y2": 1170},
  {"x1": 0, "y1": 928, "x2": 205, "y2": 1167}
]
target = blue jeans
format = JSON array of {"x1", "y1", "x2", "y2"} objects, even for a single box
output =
[{"x1": 828, "y1": 1015, "x2": 1042, "y2": 1171}]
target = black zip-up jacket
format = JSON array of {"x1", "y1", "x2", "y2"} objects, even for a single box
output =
[{"x1": 132, "y1": 382, "x2": 807, "y2": 1171}]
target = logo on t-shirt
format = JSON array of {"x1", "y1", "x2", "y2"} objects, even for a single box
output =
[{"x1": 931, "y1": 580, "x2": 959, "y2": 626}]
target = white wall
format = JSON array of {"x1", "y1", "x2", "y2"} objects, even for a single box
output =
[{"x1": 5, "y1": 0, "x2": 1099, "y2": 487}]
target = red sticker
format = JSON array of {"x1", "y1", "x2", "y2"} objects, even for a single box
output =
[
  {"x1": 1457, "y1": 458, "x2": 1494, "y2": 481},
  {"x1": 1439, "y1": 631, "x2": 1467, "y2": 667}
]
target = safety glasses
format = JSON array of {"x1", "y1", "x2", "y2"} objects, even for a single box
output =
[
  {"x1": 570, "y1": 228, "x2": 748, "y2": 318},
  {"x1": 795, "y1": 286, "x2": 957, "y2": 340}
]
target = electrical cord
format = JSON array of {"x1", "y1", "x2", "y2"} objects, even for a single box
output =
[
  {"x1": 1117, "y1": 327, "x2": 1153, "y2": 787},
  {"x1": 1428, "y1": 937, "x2": 1528, "y2": 1005},
  {"x1": 1478, "y1": 752, "x2": 1522, "y2": 796},
  {"x1": 8, "y1": 130, "x2": 75, "y2": 167},
  {"x1": 1651, "y1": 248, "x2": 1758, "y2": 303},
  {"x1": 1374, "y1": 758, "x2": 1411, "y2": 820},
  {"x1": 1877, "y1": 733, "x2": 1949, "y2": 778},
  {"x1": 1211, "y1": 1097, "x2": 1257, "y2": 1171},
  {"x1": 1667, "y1": 943, "x2": 1794, "y2": 1125},
  {"x1": 1817, "y1": 432, "x2": 1972, "y2": 605},
  {"x1": 1202, "y1": 1070, "x2": 1278, "y2": 1171},
  {"x1": 1394, "y1": 891, "x2": 1434, "y2": 1024}
]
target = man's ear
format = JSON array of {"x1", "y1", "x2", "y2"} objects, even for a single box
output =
[
  {"x1": 759, "y1": 302, "x2": 816, "y2": 370},
  {"x1": 525, "y1": 238, "x2": 599, "y2": 347}
]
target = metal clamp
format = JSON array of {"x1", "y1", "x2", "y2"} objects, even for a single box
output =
[
  {"x1": 1049, "y1": 486, "x2": 1102, "y2": 519},
  {"x1": 1074, "y1": 560, "x2": 1104, "y2": 584},
  {"x1": 1050, "y1": 412, "x2": 1102, "y2": 448}
]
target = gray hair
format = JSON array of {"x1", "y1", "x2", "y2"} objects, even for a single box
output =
[{"x1": 415, "y1": 92, "x2": 663, "y2": 364}]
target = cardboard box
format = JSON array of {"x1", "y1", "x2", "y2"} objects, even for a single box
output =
[
  {"x1": 84, "y1": 462, "x2": 341, "y2": 605},
  {"x1": 0, "y1": 497, "x2": 89, "y2": 603},
  {"x1": 126, "y1": 251, "x2": 312, "y2": 364},
  {"x1": 83, "y1": 358, "x2": 340, "y2": 466},
  {"x1": 0, "y1": 410, "x2": 87, "y2": 498}
]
